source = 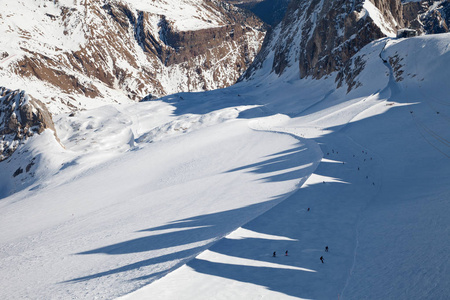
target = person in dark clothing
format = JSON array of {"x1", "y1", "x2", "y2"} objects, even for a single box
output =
[
  {"x1": 320, "y1": 256, "x2": 324, "y2": 263},
  {"x1": 273, "y1": 251, "x2": 276, "y2": 257},
  {"x1": 325, "y1": 246, "x2": 328, "y2": 252},
  {"x1": 307, "y1": 207, "x2": 310, "y2": 211},
  {"x1": 285, "y1": 250, "x2": 288, "y2": 256}
]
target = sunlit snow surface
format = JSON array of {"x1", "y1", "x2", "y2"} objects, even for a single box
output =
[{"x1": 1, "y1": 33, "x2": 450, "y2": 300}]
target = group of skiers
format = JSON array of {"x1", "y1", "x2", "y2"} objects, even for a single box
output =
[
  {"x1": 272, "y1": 246, "x2": 329, "y2": 263},
  {"x1": 272, "y1": 250, "x2": 289, "y2": 257},
  {"x1": 270, "y1": 147, "x2": 378, "y2": 264},
  {"x1": 320, "y1": 246, "x2": 328, "y2": 263}
]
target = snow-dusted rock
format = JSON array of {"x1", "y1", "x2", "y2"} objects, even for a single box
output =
[
  {"x1": 0, "y1": 0, "x2": 266, "y2": 114},
  {"x1": 0, "y1": 87, "x2": 55, "y2": 161},
  {"x1": 242, "y1": 0, "x2": 448, "y2": 91}
]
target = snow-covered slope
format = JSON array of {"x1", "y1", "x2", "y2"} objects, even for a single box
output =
[
  {"x1": 1, "y1": 0, "x2": 450, "y2": 297},
  {"x1": 0, "y1": 101, "x2": 322, "y2": 299},
  {"x1": 1, "y1": 31, "x2": 449, "y2": 299},
  {"x1": 119, "y1": 33, "x2": 450, "y2": 299}
]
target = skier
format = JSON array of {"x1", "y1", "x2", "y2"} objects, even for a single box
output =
[
  {"x1": 285, "y1": 250, "x2": 288, "y2": 256},
  {"x1": 320, "y1": 256, "x2": 324, "y2": 263},
  {"x1": 307, "y1": 207, "x2": 310, "y2": 212},
  {"x1": 325, "y1": 246, "x2": 328, "y2": 252},
  {"x1": 273, "y1": 251, "x2": 276, "y2": 257}
]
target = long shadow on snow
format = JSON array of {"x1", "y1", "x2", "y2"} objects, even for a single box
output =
[
  {"x1": 78, "y1": 202, "x2": 277, "y2": 256},
  {"x1": 70, "y1": 142, "x2": 318, "y2": 285},
  {"x1": 155, "y1": 88, "x2": 276, "y2": 119},
  {"x1": 226, "y1": 144, "x2": 313, "y2": 183},
  {"x1": 185, "y1": 122, "x2": 392, "y2": 298},
  {"x1": 69, "y1": 194, "x2": 293, "y2": 285},
  {"x1": 66, "y1": 246, "x2": 206, "y2": 283},
  {"x1": 187, "y1": 167, "x2": 360, "y2": 298}
]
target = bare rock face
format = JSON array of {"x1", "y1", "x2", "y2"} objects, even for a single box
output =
[
  {"x1": 0, "y1": 87, "x2": 55, "y2": 161},
  {"x1": 243, "y1": 0, "x2": 449, "y2": 91},
  {"x1": 403, "y1": 0, "x2": 450, "y2": 34},
  {"x1": 242, "y1": 0, "x2": 405, "y2": 83},
  {"x1": 277, "y1": 0, "x2": 403, "y2": 79}
]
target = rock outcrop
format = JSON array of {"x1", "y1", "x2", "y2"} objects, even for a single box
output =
[
  {"x1": 0, "y1": 87, "x2": 55, "y2": 161},
  {"x1": 403, "y1": 0, "x2": 450, "y2": 34}
]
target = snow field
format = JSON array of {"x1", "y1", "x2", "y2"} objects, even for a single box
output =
[
  {"x1": 0, "y1": 101, "x2": 322, "y2": 299},
  {"x1": 0, "y1": 32, "x2": 449, "y2": 300}
]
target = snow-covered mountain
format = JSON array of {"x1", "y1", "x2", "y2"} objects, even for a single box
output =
[
  {"x1": 0, "y1": 0, "x2": 266, "y2": 160},
  {"x1": 243, "y1": 0, "x2": 403, "y2": 81},
  {"x1": 242, "y1": 0, "x2": 449, "y2": 87},
  {"x1": 0, "y1": 0, "x2": 266, "y2": 112},
  {"x1": 1, "y1": 0, "x2": 450, "y2": 299}
]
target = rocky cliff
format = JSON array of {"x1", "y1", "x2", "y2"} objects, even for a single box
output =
[
  {"x1": 242, "y1": 0, "x2": 448, "y2": 91},
  {"x1": 0, "y1": 87, "x2": 55, "y2": 161},
  {"x1": 403, "y1": 0, "x2": 450, "y2": 34},
  {"x1": 243, "y1": 0, "x2": 404, "y2": 82}
]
